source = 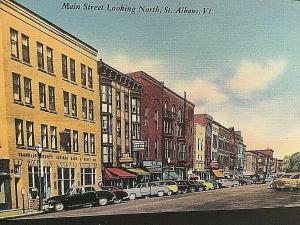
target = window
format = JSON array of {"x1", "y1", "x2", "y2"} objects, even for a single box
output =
[
  {"x1": 164, "y1": 139, "x2": 173, "y2": 159},
  {"x1": 102, "y1": 146, "x2": 113, "y2": 163},
  {"x1": 155, "y1": 111, "x2": 159, "y2": 130},
  {"x1": 213, "y1": 134, "x2": 218, "y2": 148},
  {"x1": 10, "y1": 28, "x2": 19, "y2": 58},
  {"x1": 87, "y1": 67, "x2": 93, "y2": 89},
  {"x1": 37, "y1": 42, "x2": 44, "y2": 69},
  {"x1": 73, "y1": 130, "x2": 78, "y2": 152},
  {"x1": 21, "y1": 34, "x2": 30, "y2": 63},
  {"x1": 154, "y1": 140, "x2": 158, "y2": 159},
  {"x1": 39, "y1": 83, "x2": 46, "y2": 109},
  {"x1": 81, "y1": 64, "x2": 86, "y2": 86},
  {"x1": 81, "y1": 168, "x2": 95, "y2": 186},
  {"x1": 24, "y1": 77, "x2": 32, "y2": 105},
  {"x1": 116, "y1": 91, "x2": 121, "y2": 109},
  {"x1": 178, "y1": 108, "x2": 183, "y2": 122},
  {"x1": 84, "y1": 132, "x2": 89, "y2": 153},
  {"x1": 132, "y1": 123, "x2": 140, "y2": 140},
  {"x1": 70, "y1": 58, "x2": 75, "y2": 82},
  {"x1": 50, "y1": 126, "x2": 57, "y2": 150},
  {"x1": 117, "y1": 120, "x2": 121, "y2": 137},
  {"x1": 12, "y1": 73, "x2": 21, "y2": 101},
  {"x1": 125, "y1": 95, "x2": 129, "y2": 112},
  {"x1": 90, "y1": 134, "x2": 95, "y2": 154},
  {"x1": 48, "y1": 86, "x2": 55, "y2": 111},
  {"x1": 125, "y1": 123, "x2": 129, "y2": 139},
  {"x1": 102, "y1": 115, "x2": 108, "y2": 132},
  {"x1": 28, "y1": 166, "x2": 39, "y2": 195},
  {"x1": 63, "y1": 91, "x2": 69, "y2": 114},
  {"x1": 172, "y1": 105, "x2": 176, "y2": 116},
  {"x1": 58, "y1": 167, "x2": 75, "y2": 195},
  {"x1": 82, "y1": 97, "x2": 87, "y2": 119},
  {"x1": 71, "y1": 94, "x2": 77, "y2": 117},
  {"x1": 89, "y1": 100, "x2": 94, "y2": 121},
  {"x1": 144, "y1": 107, "x2": 148, "y2": 127},
  {"x1": 26, "y1": 121, "x2": 34, "y2": 147},
  {"x1": 164, "y1": 101, "x2": 168, "y2": 113},
  {"x1": 62, "y1": 54, "x2": 68, "y2": 79},
  {"x1": 41, "y1": 124, "x2": 48, "y2": 149},
  {"x1": 15, "y1": 119, "x2": 24, "y2": 146},
  {"x1": 46, "y1": 47, "x2": 53, "y2": 73},
  {"x1": 178, "y1": 143, "x2": 186, "y2": 160}
]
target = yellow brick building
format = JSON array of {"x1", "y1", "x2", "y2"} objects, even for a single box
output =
[
  {"x1": 193, "y1": 123, "x2": 206, "y2": 179},
  {"x1": 0, "y1": 0, "x2": 101, "y2": 209}
]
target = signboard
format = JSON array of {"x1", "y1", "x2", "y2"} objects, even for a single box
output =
[
  {"x1": 132, "y1": 140, "x2": 147, "y2": 151},
  {"x1": 143, "y1": 160, "x2": 162, "y2": 169},
  {"x1": 119, "y1": 153, "x2": 133, "y2": 163}
]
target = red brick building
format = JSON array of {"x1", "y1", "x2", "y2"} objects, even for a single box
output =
[{"x1": 129, "y1": 71, "x2": 195, "y2": 180}]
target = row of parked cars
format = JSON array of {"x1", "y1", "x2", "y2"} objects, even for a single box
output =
[{"x1": 44, "y1": 177, "x2": 257, "y2": 212}]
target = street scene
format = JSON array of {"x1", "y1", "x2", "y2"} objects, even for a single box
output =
[
  {"x1": 0, "y1": 1, "x2": 300, "y2": 223},
  {"x1": 18, "y1": 184, "x2": 300, "y2": 219}
]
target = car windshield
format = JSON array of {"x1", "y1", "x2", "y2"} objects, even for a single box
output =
[{"x1": 66, "y1": 187, "x2": 81, "y2": 195}]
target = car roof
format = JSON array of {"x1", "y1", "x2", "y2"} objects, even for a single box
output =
[{"x1": 72, "y1": 185, "x2": 101, "y2": 191}]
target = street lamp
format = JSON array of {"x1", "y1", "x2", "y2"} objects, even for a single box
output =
[
  {"x1": 35, "y1": 143, "x2": 43, "y2": 211},
  {"x1": 167, "y1": 158, "x2": 171, "y2": 180}
]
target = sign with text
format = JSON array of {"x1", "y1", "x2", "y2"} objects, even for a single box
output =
[
  {"x1": 119, "y1": 153, "x2": 133, "y2": 163},
  {"x1": 132, "y1": 140, "x2": 147, "y2": 151}
]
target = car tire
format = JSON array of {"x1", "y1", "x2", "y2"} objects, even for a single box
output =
[
  {"x1": 183, "y1": 189, "x2": 187, "y2": 194},
  {"x1": 157, "y1": 191, "x2": 164, "y2": 197},
  {"x1": 190, "y1": 188, "x2": 195, "y2": 193},
  {"x1": 167, "y1": 190, "x2": 172, "y2": 196},
  {"x1": 129, "y1": 193, "x2": 136, "y2": 200},
  {"x1": 144, "y1": 195, "x2": 150, "y2": 199},
  {"x1": 54, "y1": 203, "x2": 64, "y2": 212},
  {"x1": 98, "y1": 198, "x2": 108, "y2": 206},
  {"x1": 198, "y1": 187, "x2": 204, "y2": 192},
  {"x1": 113, "y1": 198, "x2": 122, "y2": 204}
]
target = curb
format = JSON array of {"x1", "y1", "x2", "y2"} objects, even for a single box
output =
[{"x1": 0, "y1": 211, "x2": 45, "y2": 220}]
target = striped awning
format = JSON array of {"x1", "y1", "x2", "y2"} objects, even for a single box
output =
[{"x1": 212, "y1": 170, "x2": 224, "y2": 178}]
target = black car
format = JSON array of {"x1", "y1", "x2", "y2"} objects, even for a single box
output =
[
  {"x1": 186, "y1": 180, "x2": 205, "y2": 192},
  {"x1": 100, "y1": 186, "x2": 129, "y2": 203},
  {"x1": 45, "y1": 185, "x2": 116, "y2": 212}
]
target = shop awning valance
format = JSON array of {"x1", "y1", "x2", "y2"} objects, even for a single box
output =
[
  {"x1": 212, "y1": 170, "x2": 224, "y2": 178},
  {"x1": 127, "y1": 168, "x2": 150, "y2": 176},
  {"x1": 106, "y1": 168, "x2": 137, "y2": 179}
]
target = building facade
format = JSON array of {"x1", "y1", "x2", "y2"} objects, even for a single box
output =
[
  {"x1": 0, "y1": 0, "x2": 101, "y2": 210},
  {"x1": 193, "y1": 123, "x2": 206, "y2": 179},
  {"x1": 98, "y1": 61, "x2": 143, "y2": 188},
  {"x1": 129, "y1": 71, "x2": 195, "y2": 180},
  {"x1": 248, "y1": 149, "x2": 274, "y2": 178},
  {"x1": 244, "y1": 151, "x2": 257, "y2": 176}
]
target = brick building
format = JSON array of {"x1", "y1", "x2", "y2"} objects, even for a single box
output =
[{"x1": 129, "y1": 71, "x2": 195, "y2": 180}]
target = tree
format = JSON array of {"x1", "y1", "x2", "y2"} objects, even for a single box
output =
[{"x1": 283, "y1": 152, "x2": 300, "y2": 172}]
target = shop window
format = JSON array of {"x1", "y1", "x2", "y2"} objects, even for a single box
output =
[{"x1": 57, "y1": 167, "x2": 75, "y2": 195}]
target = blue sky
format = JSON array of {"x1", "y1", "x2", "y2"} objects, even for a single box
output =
[{"x1": 17, "y1": 0, "x2": 300, "y2": 158}]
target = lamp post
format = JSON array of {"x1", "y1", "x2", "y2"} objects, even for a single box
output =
[
  {"x1": 167, "y1": 158, "x2": 171, "y2": 180},
  {"x1": 35, "y1": 143, "x2": 43, "y2": 211}
]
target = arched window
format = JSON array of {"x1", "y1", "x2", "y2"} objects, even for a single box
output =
[
  {"x1": 171, "y1": 104, "x2": 176, "y2": 116},
  {"x1": 164, "y1": 101, "x2": 169, "y2": 113},
  {"x1": 178, "y1": 108, "x2": 183, "y2": 122}
]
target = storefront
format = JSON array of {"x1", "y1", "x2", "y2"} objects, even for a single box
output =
[
  {"x1": 103, "y1": 167, "x2": 137, "y2": 189},
  {"x1": 127, "y1": 168, "x2": 150, "y2": 184},
  {"x1": 142, "y1": 161, "x2": 162, "y2": 181},
  {"x1": 0, "y1": 160, "x2": 12, "y2": 210}
]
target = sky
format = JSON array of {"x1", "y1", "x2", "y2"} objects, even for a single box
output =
[{"x1": 17, "y1": 0, "x2": 300, "y2": 159}]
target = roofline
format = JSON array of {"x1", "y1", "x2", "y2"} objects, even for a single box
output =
[
  {"x1": 128, "y1": 71, "x2": 195, "y2": 107},
  {"x1": 4, "y1": 0, "x2": 98, "y2": 55}
]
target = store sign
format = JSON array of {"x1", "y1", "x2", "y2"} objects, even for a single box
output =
[
  {"x1": 132, "y1": 140, "x2": 147, "y2": 151},
  {"x1": 119, "y1": 153, "x2": 133, "y2": 163},
  {"x1": 143, "y1": 160, "x2": 162, "y2": 169}
]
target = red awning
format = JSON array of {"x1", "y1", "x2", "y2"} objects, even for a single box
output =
[
  {"x1": 106, "y1": 168, "x2": 137, "y2": 179},
  {"x1": 104, "y1": 169, "x2": 118, "y2": 180}
]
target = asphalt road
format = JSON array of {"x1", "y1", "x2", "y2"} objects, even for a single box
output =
[{"x1": 21, "y1": 184, "x2": 300, "y2": 219}]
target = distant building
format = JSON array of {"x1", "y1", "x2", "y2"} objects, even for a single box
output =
[
  {"x1": 244, "y1": 151, "x2": 257, "y2": 176},
  {"x1": 248, "y1": 149, "x2": 274, "y2": 177},
  {"x1": 193, "y1": 123, "x2": 206, "y2": 179}
]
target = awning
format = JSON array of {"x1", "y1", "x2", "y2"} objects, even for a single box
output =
[
  {"x1": 127, "y1": 168, "x2": 150, "y2": 176},
  {"x1": 106, "y1": 168, "x2": 137, "y2": 179},
  {"x1": 146, "y1": 167, "x2": 162, "y2": 173},
  {"x1": 104, "y1": 169, "x2": 118, "y2": 180},
  {"x1": 163, "y1": 171, "x2": 179, "y2": 180},
  {"x1": 212, "y1": 170, "x2": 224, "y2": 178}
]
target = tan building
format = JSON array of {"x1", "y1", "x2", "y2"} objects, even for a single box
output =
[
  {"x1": 0, "y1": 0, "x2": 101, "y2": 210},
  {"x1": 193, "y1": 123, "x2": 206, "y2": 179},
  {"x1": 98, "y1": 60, "x2": 143, "y2": 188},
  {"x1": 244, "y1": 151, "x2": 257, "y2": 176}
]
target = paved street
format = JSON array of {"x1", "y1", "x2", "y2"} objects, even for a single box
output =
[{"x1": 19, "y1": 184, "x2": 300, "y2": 219}]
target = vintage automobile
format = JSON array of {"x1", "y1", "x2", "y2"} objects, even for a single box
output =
[
  {"x1": 175, "y1": 180, "x2": 190, "y2": 194},
  {"x1": 187, "y1": 180, "x2": 205, "y2": 192},
  {"x1": 196, "y1": 180, "x2": 215, "y2": 190},
  {"x1": 100, "y1": 186, "x2": 129, "y2": 204},
  {"x1": 124, "y1": 182, "x2": 171, "y2": 200},
  {"x1": 44, "y1": 185, "x2": 116, "y2": 212},
  {"x1": 216, "y1": 179, "x2": 234, "y2": 188},
  {"x1": 270, "y1": 173, "x2": 300, "y2": 191},
  {"x1": 154, "y1": 180, "x2": 178, "y2": 195}
]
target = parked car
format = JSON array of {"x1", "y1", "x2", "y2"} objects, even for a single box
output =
[
  {"x1": 124, "y1": 182, "x2": 171, "y2": 200},
  {"x1": 100, "y1": 186, "x2": 129, "y2": 204},
  {"x1": 216, "y1": 179, "x2": 234, "y2": 188},
  {"x1": 154, "y1": 180, "x2": 178, "y2": 195},
  {"x1": 187, "y1": 180, "x2": 205, "y2": 192},
  {"x1": 270, "y1": 172, "x2": 300, "y2": 191},
  {"x1": 238, "y1": 177, "x2": 247, "y2": 186},
  {"x1": 210, "y1": 180, "x2": 221, "y2": 189},
  {"x1": 229, "y1": 179, "x2": 240, "y2": 187},
  {"x1": 44, "y1": 185, "x2": 116, "y2": 212},
  {"x1": 175, "y1": 180, "x2": 190, "y2": 194},
  {"x1": 196, "y1": 180, "x2": 215, "y2": 190}
]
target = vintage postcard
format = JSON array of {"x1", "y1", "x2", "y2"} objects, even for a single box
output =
[{"x1": 0, "y1": 0, "x2": 299, "y2": 224}]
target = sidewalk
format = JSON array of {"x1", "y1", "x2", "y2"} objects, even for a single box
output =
[{"x1": 0, "y1": 208, "x2": 44, "y2": 220}]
